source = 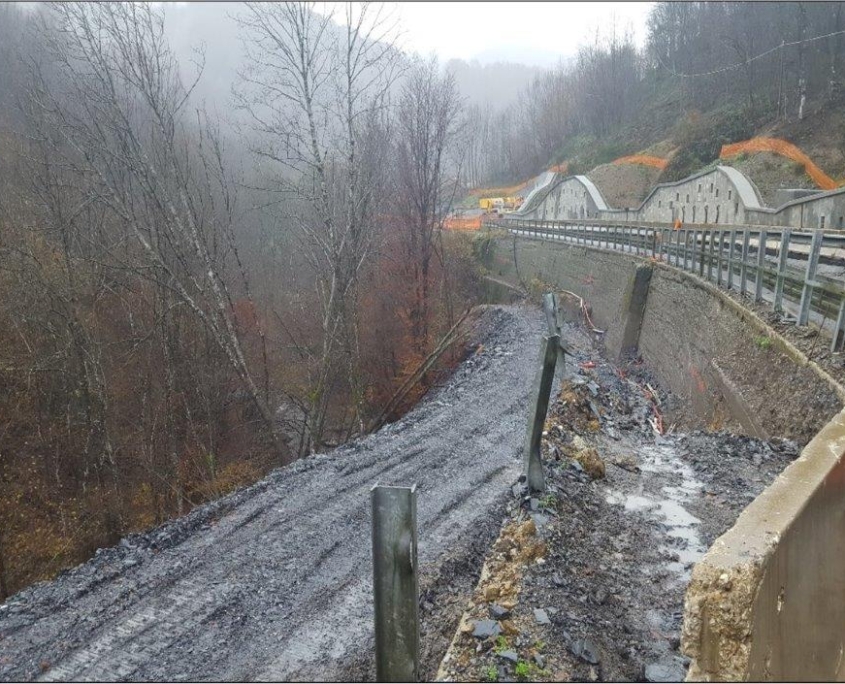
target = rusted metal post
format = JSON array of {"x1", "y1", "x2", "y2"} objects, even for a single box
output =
[
  {"x1": 372, "y1": 484, "x2": 419, "y2": 683},
  {"x1": 523, "y1": 334, "x2": 559, "y2": 493}
]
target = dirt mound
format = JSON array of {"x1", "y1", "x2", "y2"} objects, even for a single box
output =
[
  {"x1": 587, "y1": 163, "x2": 662, "y2": 209},
  {"x1": 723, "y1": 152, "x2": 816, "y2": 206}
]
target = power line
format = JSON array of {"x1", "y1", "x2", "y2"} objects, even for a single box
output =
[{"x1": 656, "y1": 27, "x2": 845, "y2": 79}]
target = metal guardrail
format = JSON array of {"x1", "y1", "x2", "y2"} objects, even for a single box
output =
[{"x1": 492, "y1": 218, "x2": 845, "y2": 353}]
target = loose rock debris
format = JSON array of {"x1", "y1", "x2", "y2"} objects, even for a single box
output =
[{"x1": 438, "y1": 324, "x2": 798, "y2": 683}]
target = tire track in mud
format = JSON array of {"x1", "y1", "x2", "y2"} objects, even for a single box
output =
[{"x1": 1, "y1": 305, "x2": 575, "y2": 683}]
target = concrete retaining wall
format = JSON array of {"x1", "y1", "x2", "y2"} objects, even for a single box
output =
[
  {"x1": 491, "y1": 234, "x2": 842, "y2": 444},
  {"x1": 488, "y1": 231, "x2": 845, "y2": 680}
]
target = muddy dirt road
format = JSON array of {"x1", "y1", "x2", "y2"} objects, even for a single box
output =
[{"x1": 0, "y1": 306, "x2": 546, "y2": 682}]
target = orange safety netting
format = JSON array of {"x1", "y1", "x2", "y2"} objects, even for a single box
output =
[
  {"x1": 443, "y1": 216, "x2": 483, "y2": 232},
  {"x1": 468, "y1": 180, "x2": 530, "y2": 197},
  {"x1": 468, "y1": 162, "x2": 569, "y2": 198},
  {"x1": 611, "y1": 154, "x2": 669, "y2": 170},
  {"x1": 720, "y1": 137, "x2": 841, "y2": 190}
]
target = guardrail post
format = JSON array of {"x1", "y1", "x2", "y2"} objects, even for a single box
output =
[
  {"x1": 523, "y1": 334, "x2": 559, "y2": 493},
  {"x1": 689, "y1": 230, "x2": 696, "y2": 272},
  {"x1": 727, "y1": 229, "x2": 736, "y2": 289},
  {"x1": 832, "y1": 297, "x2": 845, "y2": 353},
  {"x1": 372, "y1": 484, "x2": 419, "y2": 683},
  {"x1": 755, "y1": 229, "x2": 768, "y2": 302},
  {"x1": 739, "y1": 230, "x2": 750, "y2": 296},
  {"x1": 773, "y1": 229, "x2": 791, "y2": 313},
  {"x1": 707, "y1": 230, "x2": 715, "y2": 281},
  {"x1": 543, "y1": 293, "x2": 567, "y2": 367},
  {"x1": 697, "y1": 231, "x2": 705, "y2": 276},
  {"x1": 716, "y1": 230, "x2": 724, "y2": 286},
  {"x1": 798, "y1": 230, "x2": 824, "y2": 326}
]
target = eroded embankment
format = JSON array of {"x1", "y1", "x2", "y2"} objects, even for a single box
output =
[{"x1": 436, "y1": 319, "x2": 797, "y2": 683}]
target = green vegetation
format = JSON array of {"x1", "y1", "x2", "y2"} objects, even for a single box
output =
[
  {"x1": 514, "y1": 661, "x2": 531, "y2": 680},
  {"x1": 661, "y1": 106, "x2": 754, "y2": 182},
  {"x1": 539, "y1": 494, "x2": 556, "y2": 510},
  {"x1": 485, "y1": 665, "x2": 498, "y2": 682},
  {"x1": 494, "y1": 635, "x2": 509, "y2": 653},
  {"x1": 755, "y1": 335, "x2": 773, "y2": 350}
]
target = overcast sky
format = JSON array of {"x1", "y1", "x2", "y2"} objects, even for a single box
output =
[{"x1": 381, "y1": 2, "x2": 653, "y2": 66}]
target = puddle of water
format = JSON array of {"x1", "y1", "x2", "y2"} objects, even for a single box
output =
[
  {"x1": 604, "y1": 444, "x2": 706, "y2": 584},
  {"x1": 605, "y1": 491, "x2": 654, "y2": 512}
]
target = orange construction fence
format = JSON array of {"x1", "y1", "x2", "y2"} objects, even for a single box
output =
[
  {"x1": 720, "y1": 137, "x2": 841, "y2": 191},
  {"x1": 612, "y1": 154, "x2": 669, "y2": 170},
  {"x1": 468, "y1": 162, "x2": 569, "y2": 198},
  {"x1": 443, "y1": 216, "x2": 483, "y2": 232}
]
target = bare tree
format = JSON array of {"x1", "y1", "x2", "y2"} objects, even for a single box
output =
[
  {"x1": 394, "y1": 58, "x2": 463, "y2": 350},
  {"x1": 236, "y1": 1, "x2": 401, "y2": 449},
  {"x1": 29, "y1": 3, "x2": 288, "y2": 463}
]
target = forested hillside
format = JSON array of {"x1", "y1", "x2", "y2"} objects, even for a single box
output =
[
  {"x1": 464, "y1": 2, "x2": 845, "y2": 188},
  {"x1": 0, "y1": 3, "x2": 479, "y2": 598}
]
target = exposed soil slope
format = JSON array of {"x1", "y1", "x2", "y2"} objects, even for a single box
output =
[{"x1": 587, "y1": 163, "x2": 662, "y2": 210}]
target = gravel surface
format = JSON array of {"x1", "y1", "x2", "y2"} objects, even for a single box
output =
[{"x1": 0, "y1": 305, "x2": 546, "y2": 683}]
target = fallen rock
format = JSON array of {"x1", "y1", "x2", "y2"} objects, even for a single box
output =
[
  {"x1": 498, "y1": 650, "x2": 519, "y2": 663},
  {"x1": 533, "y1": 608, "x2": 550, "y2": 625},
  {"x1": 489, "y1": 604, "x2": 511, "y2": 620},
  {"x1": 571, "y1": 637, "x2": 601, "y2": 665},
  {"x1": 472, "y1": 620, "x2": 501, "y2": 639},
  {"x1": 645, "y1": 660, "x2": 686, "y2": 682}
]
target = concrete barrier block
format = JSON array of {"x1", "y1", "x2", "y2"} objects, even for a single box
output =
[{"x1": 683, "y1": 407, "x2": 845, "y2": 681}]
